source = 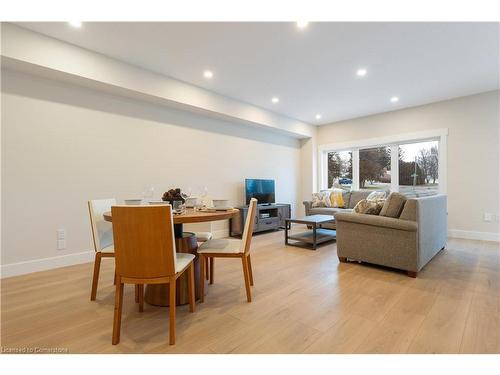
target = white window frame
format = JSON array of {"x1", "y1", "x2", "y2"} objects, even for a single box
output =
[{"x1": 318, "y1": 128, "x2": 448, "y2": 194}]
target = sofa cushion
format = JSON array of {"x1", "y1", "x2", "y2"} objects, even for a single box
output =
[
  {"x1": 348, "y1": 190, "x2": 372, "y2": 209},
  {"x1": 399, "y1": 199, "x2": 417, "y2": 221},
  {"x1": 342, "y1": 191, "x2": 352, "y2": 208},
  {"x1": 380, "y1": 192, "x2": 407, "y2": 218},
  {"x1": 309, "y1": 207, "x2": 353, "y2": 215}
]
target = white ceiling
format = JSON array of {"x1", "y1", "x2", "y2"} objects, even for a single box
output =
[{"x1": 14, "y1": 22, "x2": 500, "y2": 124}]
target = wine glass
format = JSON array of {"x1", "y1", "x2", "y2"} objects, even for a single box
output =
[
  {"x1": 142, "y1": 186, "x2": 155, "y2": 203},
  {"x1": 184, "y1": 187, "x2": 193, "y2": 199},
  {"x1": 193, "y1": 197, "x2": 203, "y2": 212},
  {"x1": 200, "y1": 186, "x2": 208, "y2": 206}
]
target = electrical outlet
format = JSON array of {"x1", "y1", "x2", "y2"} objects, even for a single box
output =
[
  {"x1": 483, "y1": 213, "x2": 493, "y2": 222},
  {"x1": 57, "y1": 239, "x2": 66, "y2": 250},
  {"x1": 496, "y1": 214, "x2": 500, "y2": 222},
  {"x1": 57, "y1": 229, "x2": 66, "y2": 250}
]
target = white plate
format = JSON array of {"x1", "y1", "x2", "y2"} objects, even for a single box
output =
[
  {"x1": 205, "y1": 206, "x2": 233, "y2": 211},
  {"x1": 148, "y1": 200, "x2": 169, "y2": 205}
]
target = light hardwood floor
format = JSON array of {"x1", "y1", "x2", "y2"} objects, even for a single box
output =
[{"x1": 1, "y1": 229, "x2": 499, "y2": 353}]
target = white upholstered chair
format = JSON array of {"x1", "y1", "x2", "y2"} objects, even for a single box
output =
[
  {"x1": 195, "y1": 232, "x2": 213, "y2": 242},
  {"x1": 88, "y1": 198, "x2": 116, "y2": 301},
  {"x1": 198, "y1": 198, "x2": 257, "y2": 302}
]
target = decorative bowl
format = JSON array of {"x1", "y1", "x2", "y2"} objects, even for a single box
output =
[{"x1": 212, "y1": 199, "x2": 229, "y2": 208}]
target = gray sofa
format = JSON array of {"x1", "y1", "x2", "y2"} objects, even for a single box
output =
[
  {"x1": 302, "y1": 190, "x2": 381, "y2": 229},
  {"x1": 335, "y1": 194, "x2": 447, "y2": 277}
]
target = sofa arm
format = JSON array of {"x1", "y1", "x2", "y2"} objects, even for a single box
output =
[
  {"x1": 416, "y1": 194, "x2": 447, "y2": 269},
  {"x1": 335, "y1": 212, "x2": 417, "y2": 232},
  {"x1": 302, "y1": 201, "x2": 313, "y2": 215}
]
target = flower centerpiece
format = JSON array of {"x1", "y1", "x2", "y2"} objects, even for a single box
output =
[{"x1": 162, "y1": 188, "x2": 186, "y2": 204}]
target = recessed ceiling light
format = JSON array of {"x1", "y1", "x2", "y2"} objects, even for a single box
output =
[
  {"x1": 203, "y1": 70, "x2": 214, "y2": 79},
  {"x1": 356, "y1": 68, "x2": 367, "y2": 77},
  {"x1": 390, "y1": 96, "x2": 399, "y2": 103},
  {"x1": 296, "y1": 21, "x2": 309, "y2": 29},
  {"x1": 271, "y1": 97, "x2": 280, "y2": 103},
  {"x1": 68, "y1": 21, "x2": 82, "y2": 28},
  {"x1": 315, "y1": 114, "x2": 322, "y2": 120}
]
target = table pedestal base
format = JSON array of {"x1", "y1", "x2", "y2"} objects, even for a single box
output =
[{"x1": 144, "y1": 232, "x2": 207, "y2": 306}]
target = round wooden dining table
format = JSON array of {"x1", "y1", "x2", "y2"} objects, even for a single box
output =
[{"x1": 103, "y1": 207, "x2": 239, "y2": 306}]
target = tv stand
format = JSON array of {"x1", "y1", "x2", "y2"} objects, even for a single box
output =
[{"x1": 230, "y1": 203, "x2": 291, "y2": 237}]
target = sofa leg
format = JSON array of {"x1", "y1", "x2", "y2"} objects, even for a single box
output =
[
  {"x1": 407, "y1": 271, "x2": 417, "y2": 278},
  {"x1": 338, "y1": 256, "x2": 348, "y2": 263}
]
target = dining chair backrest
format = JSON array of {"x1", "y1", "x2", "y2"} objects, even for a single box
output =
[
  {"x1": 241, "y1": 198, "x2": 258, "y2": 254},
  {"x1": 88, "y1": 198, "x2": 116, "y2": 252},
  {"x1": 111, "y1": 205, "x2": 177, "y2": 279}
]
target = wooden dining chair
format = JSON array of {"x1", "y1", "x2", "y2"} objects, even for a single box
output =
[
  {"x1": 111, "y1": 205, "x2": 195, "y2": 345},
  {"x1": 88, "y1": 198, "x2": 117, "y2": 301},
  {"x1": 198, "y1": 198, "x2": 257, "y2": 303}
]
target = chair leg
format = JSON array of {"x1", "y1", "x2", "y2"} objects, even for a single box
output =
[
  {"x1": 205, "y1": 256, "x2": 210, "y2": 281},
  {"x1": 209, "y1": 257, "x2": 214, "y2": 285},
  {"x1": 112, "y1": 280, "x2": 124, "y2": 345},
  {"x1": 199, "y1": 254, "x2": 205, "y2": 303},
  {"x1": 188, "y1": 263, "x2": 195, "y2": 313},
  {"x1": 247, "y1": 254, "x2": 254, "y2": 286},
  {"x1": 138, "y1": 284, "x2": 144, "y2": 312},
  {"x1": 135, "y1": 284, "x2": 139, "y2": 303},
  {"x1": 90, "y1": 252, "x2": 102, "y2": 301},
  {"x1": 113, "y1": 271, "x2": 117, "y2": 285},
  {"x1": 241, "y1": 256, "x2": 252, "y2": 302},
  {"x1": 169, "y1": 277, "x2": 176, "y2": 345}
]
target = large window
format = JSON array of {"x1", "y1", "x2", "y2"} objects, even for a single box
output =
[
  {"x1": 359, "y1": 146, "x2": 391, "y2": 190},
  {"x1": 399, "y1": 141, "x2": 439, "y2": 195},
  {"x1": 327, "y1": 151, "x2": 352, "y2": 188},
  {"x1": 319, "y1": 130, "x2": 446, "y2": 194}
]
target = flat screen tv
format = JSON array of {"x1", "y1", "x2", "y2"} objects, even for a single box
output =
[{"x1": 245, "y1": 179, "x2": 275, "y2": 205}]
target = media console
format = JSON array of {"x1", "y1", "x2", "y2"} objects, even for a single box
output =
[{"x1": 230, "y1": 203, "x2": 291, "y2": 237}]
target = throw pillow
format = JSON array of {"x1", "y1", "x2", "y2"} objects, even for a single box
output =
[
  {"x1": 366, "y1": 190, "x2": 387, "y2": 202},
  {"x1": 353, "y1": 199, "x2": 384, "y2": 215},
  {"x1": 311, "y1": 192, "x2": 325, "y2": 207},
  {"x1": 329, "y1": 189, "x2": 345, "y2": 208},
  {"x1": 379, "y1": 192, "x2": 407, "y2": 218},
  {"x1": 323, "y1": 191, "x2": 333, "y2": 207},
  {"x1": 312, "y1": 192, "x2": 332, "y2": 207}
]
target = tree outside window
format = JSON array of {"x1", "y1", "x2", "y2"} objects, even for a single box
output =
[
  {"x1": 359, "y1": 146, "x2": 391, "y2": 189},
  {"x1": 399, "y1": 141, "x2": 439, "y2": 194},
  {"x1": 327, "y1": 151, "x2": 352, "y2": 188}
]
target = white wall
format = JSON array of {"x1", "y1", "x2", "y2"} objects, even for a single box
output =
[
  {"x1": 299, "y1": 136, "x2": 318, "y2": 206},
  {"x1": 317, "y1": 91, "x2": 500, "y2": 239},
  {"x1": 1, "y1": 70, "x2": 301, "y2": 273}
]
